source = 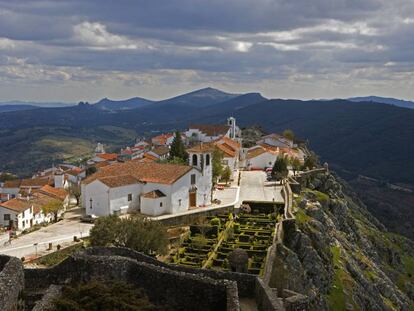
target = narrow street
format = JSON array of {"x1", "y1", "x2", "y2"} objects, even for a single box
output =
[
  {"x1": 0, "y1": 208, "x2": 93, "y2": 259},
  {"x1": 238, "y1": 170, "x2": 284, "y2": 205}
]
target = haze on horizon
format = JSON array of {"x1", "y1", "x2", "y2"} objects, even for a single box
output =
[{"x1": 1, "y1": 0, "x2": 414, "y2": 103}]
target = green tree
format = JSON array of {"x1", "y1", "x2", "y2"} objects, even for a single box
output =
[
  {"x1": 303, "y1": 152, "x2": 318, "y2": 170},
  {"x1": 42, "y1": 199, "x2": 63, "y2": 222},
  {"x1": 86, "y1": 166, "x2": 97, "y2": 176},
  {"x1": 212, "y1": 149, "x2": 224, "y2": 183},
  {"x1": 69, "y1": 183, "x2": 81, "y2": 206},
  {"x1": 291, "y1": 158, "x2": 302, "y2": 176},
  {"x1": 90, "y1": 215, "x2": 169, "y2": 255},
  {"x1": 169, "y1": 131, "x2": 188, "y2": 162},
  {"x1": 283, "y1": 129, "x2": 295, "y2": 141},
  {"x1": 0, "y1": 173, "x2": 18, "y2": 182},
  {"x1": 271, "y1": 157, "x2": 289, "y2": 182},
  {"x1": 222, "y1": 166, "x2": 232, "y2": 185}
]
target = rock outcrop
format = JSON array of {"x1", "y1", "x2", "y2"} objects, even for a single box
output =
[{"x1": 272, "y1": 172, "x2": 414, "y2": 310}]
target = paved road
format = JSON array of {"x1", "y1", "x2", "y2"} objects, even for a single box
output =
[
  {"x1": 238, "y1": 171, "x2": 284, "y2": 205},
  {"x1": 0, "y1": 209, "x2": 93, "y2": 259}
]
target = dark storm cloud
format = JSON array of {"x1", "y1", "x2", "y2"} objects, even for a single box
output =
[{"x1": 0, "y1": 0, "x2": 414, "y2": 101}]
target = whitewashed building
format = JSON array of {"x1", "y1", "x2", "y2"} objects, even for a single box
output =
[
  {"x1": 257, "y1": 133, "x2": 295, "y2": 148},
  {"x1": 81, "y1": 152, "x2": 213, "y2": 217},
  {"x1": 246, "y1": 146, "x2": 279, "y2": 170}
]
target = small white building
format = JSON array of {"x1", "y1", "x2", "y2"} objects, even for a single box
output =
[
  {"x1": 0, "y1": 180, "x2": 21, "y2": 202},
  {"x1": 185, "y1": 124, "x2": 231, "y2": 143},
  {"x1": 246, "y1": 146, "x2": 279, "y2": 170},
  {"x1": 81, "y1": 154, "x2": 213, "y2": 217},
  {"x1": 214, "y1": 136, "x2": 241, "y2": 171}
]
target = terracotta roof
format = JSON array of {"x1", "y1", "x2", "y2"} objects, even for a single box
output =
[
  {"x1": 39, "y1": 185, "x2": 68, "y2": 201},
  {"x1": 152, "y1": 133, "x2": 173, "y2": 145},
  {"x1": 189, "y1": 124, "x2": 230, "y2": 137},
  {"x1": 215, "y1": 143, "x2": 236, "y2": 158},
  {"x1": 259, "y1": 143, "x2": 280, "y2": 153},
  {"x1": 0, "y1": 198, "x2": 31, "y2": 213},
  {"x1": 66, "y1": 167, "x2": 84, "y2": 176},
  {"x1": 95, "y1": 161, "x2": 111, "y2": 169},
  {"x1": 96, "y1": 153, "x2": 118, "y2": 161},
  {"x1": 84, "y1": 161, "x2": 193, "y2": 186},
  {"x1": 143, "y1": 153, "x2": 158, "y2": 161},
  {"x1": 247, "y1": 147, "x2": 267, "y2": 159},
  {"x1": 3, "y1": 180, "x2": 21, "y2": 188},
  {"x1": 142, "y1": 190, "x2": 166, "y2": 199},
  {"x1": 98, "y1": 175, "x2": 140, "y2": 188},
  {"x1": 151, "y1": 146, "x2": 170, "y2": 156},
  {"x1": 186, "y1": 143, "x2": 215, "y2": 153},
  {"x1": 219, "y1": 136, "x2": 241, "y2": 151},
  {"x1": 21, "y1": 178, "x2": 51, "y2": 188}
]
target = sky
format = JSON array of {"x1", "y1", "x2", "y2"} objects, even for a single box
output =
[{"x1": 1, "y1": 0, "x2": 414, "y2": 102}]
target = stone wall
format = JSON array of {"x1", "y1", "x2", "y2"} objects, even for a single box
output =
[
  {"x1": 25, "y1": 249, "x2": 239, "y2": 311},
  {"x1": 0, "y1": 255, "x2": 24, "y2": 311},
  {"x1": 75, "y1": 247, "x2": 258, "y2": 298}
]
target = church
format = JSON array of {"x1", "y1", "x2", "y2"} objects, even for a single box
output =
[{"x1": 81, "y1": 144, "x2": 213, "y2": 217}]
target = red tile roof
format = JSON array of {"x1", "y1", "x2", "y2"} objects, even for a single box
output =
[
  {"x1": 142, "y1": 190, "x2": 166, "y2": 199},
  {"x1": 20, "y1": 178, "x2": 52, "y2": 188},
  {"x1": 152, "y1": 133, "x2": 173, "y2": 145},
  {"x1": 0, "y1": 198, "x2": 31, "y2": 213},
  {"x1": 84, "y1": 161, "x2": 193, "y2": 186},
  {"x1": 96, "y1": 153, "x2": 118, "y2": 161},
  {"x1": 215, "y1": 143, "x2": 236, "y2": 158},
  {"x1": 3, "y1": 180, "x2": 21, "y2": 188},
  {"x1": 39, "y1": 185, "x2": 68, "y2": 201},
  {"x1": 186, "y1": 143, "x2": 215, "y2": 153}
]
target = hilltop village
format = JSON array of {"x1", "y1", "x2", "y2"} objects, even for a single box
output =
[
  {"x1": 1, "y1": 117, "x2": 414, "y2": 311},
  {"x1": 0, "y1": 117, "x2": 304, "y2": 229}
]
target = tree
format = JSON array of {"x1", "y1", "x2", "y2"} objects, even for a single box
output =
[
  {"x1": 169, "y1": 131, "x2": 187, "y2": 162},
  {"x1": 303, "y1": 152, "x2": 318, "y2": 170},
  {"x1": 86, "y1": 166, "x2": 97, "y2": 176},
  {"x1": 90, "y1": 215, "x2": 169, "y2": 255},
  {"x1": 0, "y1": 173, "x2": 18, "y2": 182},
  {"x1": 271, "y1": 157, "x2": 289, "y2": 182},
  {"x1": 212, "y1": 149, "x2": 224, "y2": 183},
  {"x1": 42, "y1": 199, "x2": 63, "y2": 222},
  {"x1": 283, "y1": 129, "x2": 295, "y2": 141},
  {"x1": 69, "y1": 183, "x2": 81, "y2": 206},
  {"x1": 291, "y1": 158, "x2": 302, "y2": 176},
  {"x1": 222, "y1": 166, "x2": 232, "y2": 185}
]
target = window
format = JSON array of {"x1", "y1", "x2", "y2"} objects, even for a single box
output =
[
  {"x1": 192, "y1": 154, "x2": 198, "y2": 166},
  {"x1": 128, "y1": 194, "x2": 132, "y2": 202},
  {"x1": 4, "y1": 214, "x2": 10, "y2": 221},
  {"x1": 191, "y1": 174, "x2": 196, "y2": 185},
  {"x1": 178, "y1": 199, "x2": 182, "y2": 207},
  {"x1": 206, "y1": 154, "x2": 210, "y2": 166},
  {"x1": 160, "y1": 202, "x2": 163, "y2": 207}
]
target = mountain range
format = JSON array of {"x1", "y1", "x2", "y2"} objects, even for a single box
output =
[{"x1": 0, "y1": 87, "x2": 413, "y2": 239}]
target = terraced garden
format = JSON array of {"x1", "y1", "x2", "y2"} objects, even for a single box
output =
[{"x1": 170, "y1": 204, "x2": 279, "y2": 275}]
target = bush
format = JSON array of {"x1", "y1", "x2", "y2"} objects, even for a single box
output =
[
  {"x1": 90, "y1": 215, "x2": 168, "y2": 255},
  {"x1": 52, "y1": 279, "x2": 161, "y2": 311},
  {"x1": 210, "y1": 217, "x2": 221, "y2": 227}
]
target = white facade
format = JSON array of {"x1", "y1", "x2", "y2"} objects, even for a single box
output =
[
  {"x1": 0, "y1": 206, "x2": 34, "y2": 230},
  {"x1": 82, "y1": 165, "x2": 211, "y2": 217},
  {"x1": 247, "y1": 151, "x2": 278, "y2": 170},
  {"x1": 185, "y1": 128, "x2": 227, "y2": 143},
  {"x1": 258, "y1": 135, "x2": 295, "y2": 148}
]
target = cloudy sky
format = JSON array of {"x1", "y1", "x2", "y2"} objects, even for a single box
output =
[{"x1": 1, "y1": 0, "x2": 414, "y2": 102}]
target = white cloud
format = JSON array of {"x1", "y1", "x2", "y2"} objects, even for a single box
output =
[{"x1": 72, "y1": 21, "x2": 145, "y2": 50}]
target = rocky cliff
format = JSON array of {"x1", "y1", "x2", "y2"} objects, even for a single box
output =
[{"x1": 271, "y1": 172, "x2": 414, "y2": 310}]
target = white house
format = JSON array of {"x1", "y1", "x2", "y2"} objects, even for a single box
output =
[
  {"x1": 214, "y1": 136, "x2": 241, "y2": 171},
  {"x1": 151, "y1": 133, "x2": 175, "y2": 146},
  {"x1": 81, "y1": 153, "x2": 213, "y2": 217},
  {"x1": 246, "y1": 146, "x2": 279, "y2": 170},
  {"x1": 147, "y1": 146, "x2": 170, "y2": 161},
  {"x1": 0, "y1": 199, "x2": 35, "y2": 230},
  {"x1": 185, "y1": 124, "x2": 231, "y2": 143},
  {"x1": 0, "y1": 180, "x2": 21, "y2": 202}
]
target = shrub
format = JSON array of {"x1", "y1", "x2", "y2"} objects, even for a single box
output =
[
  {"x1": 210, "y1": 217, "x2": 221, "y2": 228},
  {"x1": 90, "y1": 215, "x2": 168, "y2": 255}
]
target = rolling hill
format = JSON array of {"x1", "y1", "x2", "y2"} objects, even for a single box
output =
[{"x1": 1, "y1": 88, "x2": 413, "y2": 238}]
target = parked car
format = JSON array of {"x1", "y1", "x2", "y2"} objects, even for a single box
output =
[{"x1": 80, "y1": 214, "x2": 98, "y2": 223}]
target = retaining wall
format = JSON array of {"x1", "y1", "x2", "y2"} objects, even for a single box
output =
[{"x1": 0, "y1": 255, "x2": 24, "y2": 311}]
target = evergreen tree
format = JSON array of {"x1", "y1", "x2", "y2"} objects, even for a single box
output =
[
  {"x1": 271, "y1": 157, "x2": 289, "y2": 182},
  {"x1": 169, "y1": 131, "x2": 188, "y2": 161}
]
